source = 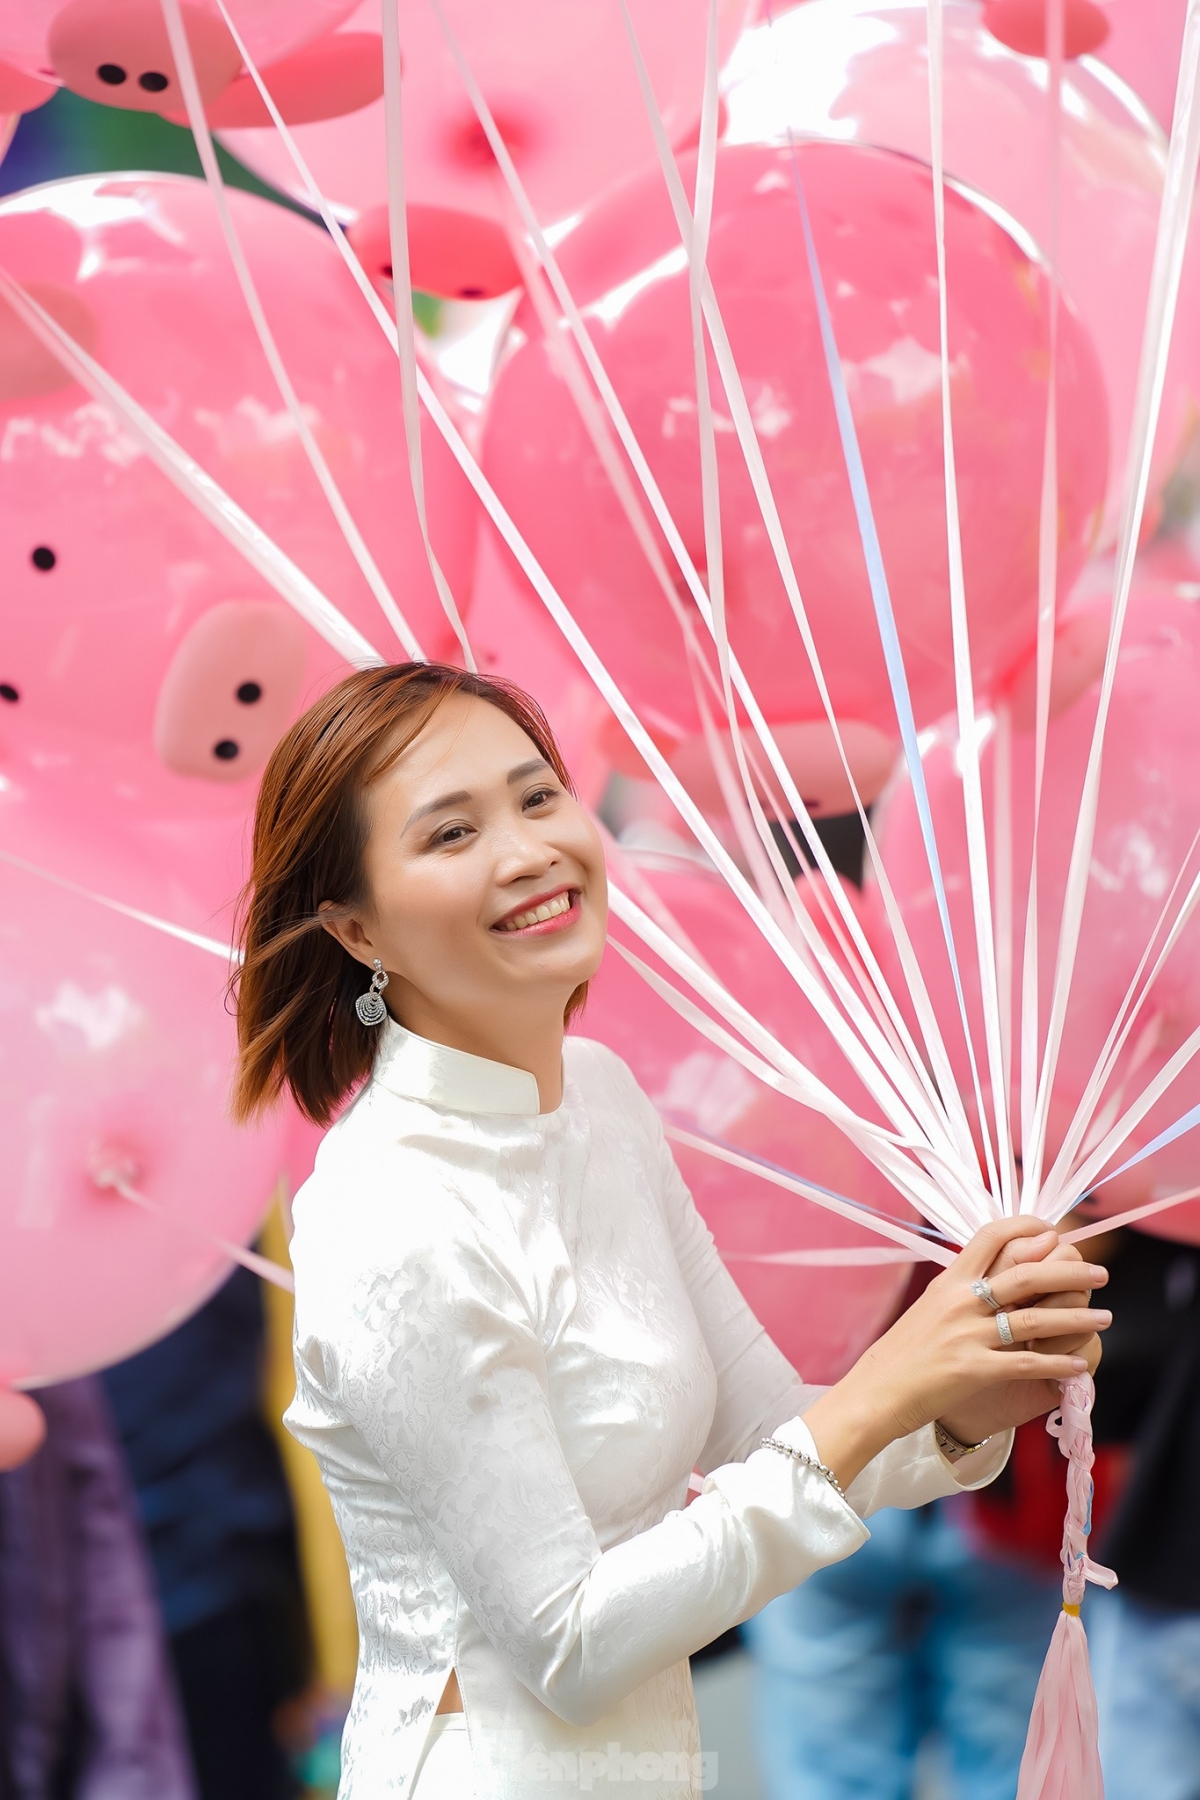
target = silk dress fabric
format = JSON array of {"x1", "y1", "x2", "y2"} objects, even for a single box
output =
[{"x1": 284, "y1": 1022, "x2": 1011, "y2": 1799}]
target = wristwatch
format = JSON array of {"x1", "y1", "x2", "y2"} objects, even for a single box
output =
[{"x1": 933, "y1": 1418, "x2": 992, "y2": 1462}]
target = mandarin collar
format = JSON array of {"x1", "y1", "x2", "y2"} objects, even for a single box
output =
[{"x1": 371, "y1": 1017, "x2": 544, "y2": 1117}]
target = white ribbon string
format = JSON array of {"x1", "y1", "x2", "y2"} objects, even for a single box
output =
[
  {"x1": 379, "y1": 0, "x2": 474, "y2": 665},
  {"x1": 746, "y1": 1, "x2": 986, "y2": 1178},
  {"x1": 1042, "y1": 839, "x2": 1200, "y2": 1207},
  {"x1": 609, "y1": 925, "x2": 981, "y2": 1238},
  {"x1": 1065, "y1": 1184, "x2": 1200, "y2": 1243},
  {"x1": 1018, "y1": 0, "x2": 1065, "y2": 1194},
  {"x1": 1050, "y1": 1020, "x2": 1200, "y2": 1212},
  {"x1": 209, "y1": 0, "x2": 471, "y2": 664},
  {"x1": 0, "y1": 847, "x2": 238, "y2": 961},
  {"x1": 94, "y1": 1161, "x2": 294, "y2": 1292},
  {"x1": 212, "y1": 0, "x2": 994, "y2": 1217},
  {"x1": 627, "y1": 0, "x2": 987, "y2": 1181},
  {"x1": 671, "y1": 1120, "x2": 961, "y2": 1251},
  {"x1": 425, "y1": 0, "x2": 959, "y2": 1142},
  {"x1": 160, "y1": 0, "x2": 427, "y2": 661},
  {"x1": 674, "y1": 2, "x2": 964, "y2": 1137},
  {"x1": 926, "y1": 0, "x2": 1012, "y2": 1213},
  {"x1": 993, "y1": 704, "x2": 1016, "y2": 1166},
  {"x1": 495, "y1": 116, "x2": 953, "y2": 1135},
  {"x1": 724, "y1": 1247, "x2": 923, "y2": 1267},
  {"x1": 664, "y1": 1123, "x2": 956, "y2": 1264},
  {"x1": 1027, "y1": 0, "x2": 1200, "y2": 1204}
]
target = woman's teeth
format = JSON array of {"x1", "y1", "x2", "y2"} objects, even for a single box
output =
[{"x1": 497, "y1": 892, "x2": 573, "y2": 932}]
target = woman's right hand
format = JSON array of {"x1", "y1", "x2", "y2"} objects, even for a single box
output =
[{"x1": 801, "y1": 1217, "x2": 1111, "y2": 1491}]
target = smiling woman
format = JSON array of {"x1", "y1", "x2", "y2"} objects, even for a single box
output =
[
  {"x1": 231, "y1": 662, "x2": 603, "y2": 1125},
  {"x1": 231, "y1": 663, "x2": 1107, "y2": 1800}
]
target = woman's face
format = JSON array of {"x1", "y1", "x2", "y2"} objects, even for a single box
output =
[{"x1": 346, "y1": 693, "x2": 608, "y2": 1036}]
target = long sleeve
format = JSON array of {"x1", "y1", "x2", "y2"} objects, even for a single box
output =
[
  {"x1": 316, "y1": 1209, "x2": 874, "y2": 1730},
  {"x1": 620, "y1": 1053, "x2": 1013, "y2": 1511}
]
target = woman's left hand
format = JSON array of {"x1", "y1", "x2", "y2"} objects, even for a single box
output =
[{"x1": 937, "y1": 1230, "x2": 1105, "y2": 1447}]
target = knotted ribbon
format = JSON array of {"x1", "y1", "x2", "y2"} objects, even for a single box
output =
[{"x1": 1015, "y1": 1375, "x2": 1117, "y2": 1800}]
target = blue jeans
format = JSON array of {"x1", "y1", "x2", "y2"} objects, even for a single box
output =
[
  {"x1": 1089, "y1": 1585, "x2": 1200, "y2": 1800},
  {"x1": 741, "y1": 1501, "x2": 1061, "y2": 1800}
]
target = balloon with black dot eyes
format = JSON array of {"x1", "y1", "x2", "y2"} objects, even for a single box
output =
[
  {"x1": 0, "y1": 0, "x2": 383, "y2": 128},
  {"x1": 219, "y1": 0, "x2": 755, "y2": 303},
  {"x1": 0, "y1": 173, "x2": 477, "y2": 859}
]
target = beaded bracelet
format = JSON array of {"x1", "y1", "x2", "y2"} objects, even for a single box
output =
[{"x1": 760, "y1": 1436, "x2": 846, "y2": 1500}]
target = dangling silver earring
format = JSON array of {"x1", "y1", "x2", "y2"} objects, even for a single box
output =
[{"x1": 355, "y1": 958, "x2": 389, "y2": 1027}]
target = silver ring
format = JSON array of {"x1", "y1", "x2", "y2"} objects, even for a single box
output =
[
  {"x1": 972, "y1": 1277, "x2": 1003, "y2": 1313},
  {"x1": 995, "y1": 1311, "x2": 1015, "y2": 1347}
]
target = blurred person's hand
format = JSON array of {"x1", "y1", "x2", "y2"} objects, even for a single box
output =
[{"x1": 0, "y1": 1388, "x2": 46, "y2": 1470}]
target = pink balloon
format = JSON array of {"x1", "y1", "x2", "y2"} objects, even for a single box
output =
[
  {"x1": 481, "y1": 140, "x2": 1109, "y2": 816},
  {"x1": 582, "y1": 854, "x2": 919, "y2": 1383},
  {"x1": 1097, "y1": 0, "x2": 1188, "y2": 133},
  {"x1": 201, "y1": 30, "x2": 382, "y2": 129},
  {"x1": 222, "y1": 0, "x2": 755, "y2": 232},
  {"x1": 0, "y1": 65, "x2": 57, "y2": 114},
  {"x1": 468, "y1": 530, "x2": 613, "y2": 810},
  {"x1": 0, "y1": 776, "x2": 287, "y2": 1387},
  {"x1": 722, "y1": 0, "x2": 1190, "y2": 551},
  {"x1": 0, "y1": 174, "x2": 476, "y2": 820},
  {"x1": 281, "y1": 1105, "x2": 326, "y2": 1203},
  {"x1": 347, "y1": 201, "x2": 524, "y2": 302},
  {"x1": 0, "y1": 0, "x2": 358, "y2": 115},
  {"x1": 0, "y1": 1390, "x2": 46, "y2": 1470},
  {"x1": 868, "y1": 559, "x2": 1200, "y2": 1237}
]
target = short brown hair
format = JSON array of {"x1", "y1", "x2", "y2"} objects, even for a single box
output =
[{"x1": 231, "y1": 662, "x2": 584, "y2": 1125}]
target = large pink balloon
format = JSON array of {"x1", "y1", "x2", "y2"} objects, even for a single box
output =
[
  {"x1": 482, "y1": 141, "x2": 1109, "y2": 815},
  {"x1": 868, "y1": 560, "x2": 1200, "y2": 1236},
  {"x1": 0, "y1": 775, "x2": 286, "y2": 1387},
  {"x1": 222, "y1": 0, "x2": 754, "y2": 237},
  {"x1": 722, "y1": 0, "x2": 1194, "y2": 549},
  {"x1": 0, "y1": 175, "x2": 475, "y2": 822},
  {"x1": 582, "y1": 853, "x2": 919, "y2": 1384}
]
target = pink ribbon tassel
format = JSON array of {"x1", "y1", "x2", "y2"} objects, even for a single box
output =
[{"x1": 1015, "y1": 1375, "x2": 1118, "y2": 1800}]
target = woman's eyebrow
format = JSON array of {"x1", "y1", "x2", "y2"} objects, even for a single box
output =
[
  {"x1": 402, "y1": 761, "x2": 551, "y2": 832},
  {"x1": 403, "y1": 789, "x2": 471, "y2": 831},
  {"x1": 507, "y1": 758, "x2": 552, "y2": 785}
]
